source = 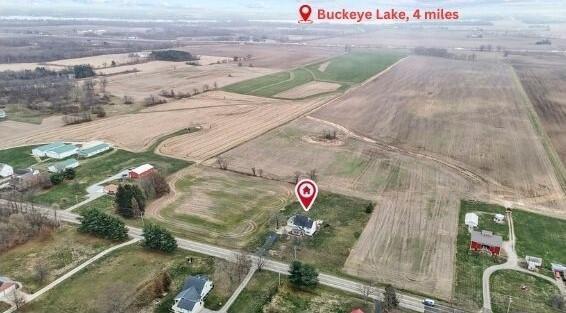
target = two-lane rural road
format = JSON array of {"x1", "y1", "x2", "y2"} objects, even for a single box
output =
[{"x1": 14, "y1": 203, "x2": 472, "y2": 313}]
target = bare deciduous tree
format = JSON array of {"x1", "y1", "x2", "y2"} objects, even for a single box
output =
[{"x1": 33, "y1": 259, "x2": 49, "y2": 285}]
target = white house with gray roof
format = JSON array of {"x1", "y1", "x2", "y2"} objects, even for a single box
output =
[
  {"x1": 172, "y1": 275, "x2": 213, "y2": 313},
  {"x1": 287, "y1": 214, "x2": 318, "y2": 236}
]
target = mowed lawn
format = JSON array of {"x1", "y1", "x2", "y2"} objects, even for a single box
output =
[
  {"x1": 0, "y1": 145, "x2": 39, "y2": 168},
  {"x1": 490, "y1": 271, "x2": 560, "y2": 313},
  {"x1": 228, "y1": 271, "x2": 373, "y2": 313},
  {"x1": 0, "y1": 226, "x2": 112, "y2": 293},
  {"x1": 273, "y1": 192, "x2": 373, "y2": 275},
  {"x1": 513, "y1": 210, "x2": 566, "y2": 271},
  {"x1": 223, "y1": 52, "x2": 404, "y2": 98},
  {"x1": 454, "y1": 200, "x2": 509, "y2": 310},
  {"x1": 306, "y1": 52, "x2": 404, "y2": 83},
  {"x1": 31, "y1": 148, "x2": 190, "y2": 209},
  {"x1": 23, "y1": 245, "x2": 236, "y2": 313}
]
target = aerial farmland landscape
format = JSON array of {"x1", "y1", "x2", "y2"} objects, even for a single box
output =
[{"x1": 1, "y1": 1, "x2": 566, "y2": 313}]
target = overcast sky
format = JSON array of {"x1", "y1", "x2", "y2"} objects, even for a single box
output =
[{"x1": 0, "y1": 0, "x2": 563, "y2": 20}]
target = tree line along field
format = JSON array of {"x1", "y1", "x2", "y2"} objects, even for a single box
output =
[{"x1": 222, "y1": 51, "x2": 404, "y2": 99}]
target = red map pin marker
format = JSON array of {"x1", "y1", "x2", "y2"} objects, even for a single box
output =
[
  {"x1": 295, "y1": 179, "x2": 318, "y2": 212},
  {"x1": 299, "y1": 4, "x2": 312, "y2": 23}
]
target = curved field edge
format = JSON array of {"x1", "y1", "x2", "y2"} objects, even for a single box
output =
[{"x1": 221, "y1": 52, "x2": 405, "y2": 99}]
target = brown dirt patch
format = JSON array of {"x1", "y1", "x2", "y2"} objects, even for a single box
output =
[{"x1": 274, "y1": 81, "x2": 340, "y2": 99}]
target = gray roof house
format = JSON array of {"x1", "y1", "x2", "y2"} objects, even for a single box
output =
[
  {"x1": 172, "y1": 275, "x2": 213, "y2": 313},
  {"x1": 287, "y1": 214, "x2": 318, "y2": 236}
]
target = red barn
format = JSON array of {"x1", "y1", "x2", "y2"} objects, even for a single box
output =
[
  {"x1": 129, "y1": 164, "x2": 155, "y2": 179},
  {"x1": 470, "y1": 230, "x2": 503, "y2": 256}
]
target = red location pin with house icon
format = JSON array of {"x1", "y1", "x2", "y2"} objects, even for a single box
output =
[
  {"x1": 298, "y1": 4, "x2": 313, "y2": 23},
  {"x1": 295, "y1": 179, "x2": 318, "y2": 212}
]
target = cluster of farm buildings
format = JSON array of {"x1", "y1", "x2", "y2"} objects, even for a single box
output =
[{"x1": 464, "y1": 211, "x2": 566, "y2": 282}]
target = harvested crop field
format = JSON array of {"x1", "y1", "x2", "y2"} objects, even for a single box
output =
[
  {"x1": 273, "y1": 81, "x2": 340, "y2": 99},
  {"x1": 220, "y1": 117, "x2": 470, "y2": 299},
  {"x1": 512, "y1": 55, "x2": 566, "y2": 192},
  {"x1": 156, "y1": 92, "x2": 336, "y2": 161},
  {"x1": 148, "y1": 166, "x2": 292, "y2": 248},
  {"x1": 105, "y1": 60, "x2": 277, "y2": 99},
  {"x1": 0, "y1": 92, "x2": 258, "y2": 151},
  {"x1": 313, "y1": 56, "x2": 565, "y2": 216},
  {"x1": 177, "y1": 43, "x2": 343, "y2": 69}
]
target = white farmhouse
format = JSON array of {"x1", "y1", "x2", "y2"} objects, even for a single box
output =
[
  {"x1": 0, "y1": 276, "x2": 17, "y2": 298},
  {"x1": 172, "y1": 275, "x2": 213, "y2": 313},
  {"x1": 0, "y1": 163, "x2": 13, "y2": 178},
  {"x1": 287, "y1": 214, "x2": 318, "y2": 236},
  {"x1": 45, "y1": 144, "x2": 78, "y2": 159}
]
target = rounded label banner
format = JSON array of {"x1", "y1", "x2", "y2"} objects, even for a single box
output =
[{"x1": 295, "y1": 179, "x2": 318, "y2": 211}]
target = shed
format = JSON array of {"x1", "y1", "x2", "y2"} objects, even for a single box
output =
[
  {"x1": 525, "y1": 256, "x2": 542, "y2": 271},
  {"x1": 48, "y1": 158, "x2": 80, "y2": 173},
  {"x1": 78, "y1": 143, "x2": 112, "y2": 158},
  {"x1": 129, "y1": 164, "x2": 155, "y2": 179},
  {"x1": 0, "y1": 163, "x2": 13, "y2": 178},
  {"x1": 494, "y1": 213, "x2": 505, "y2": 224},
  {"x1": 45, "y1": 144, "x2": 78, "y2": 159},
  {"x1": 470, "y1": 230, "x2": 503, "y2": 256},
  {"x1": 465, "y1": 212, "x2": 479, "y2": 230},
  {"x1": 32, "y1": 142, "x2": 66, "y2": 157}
]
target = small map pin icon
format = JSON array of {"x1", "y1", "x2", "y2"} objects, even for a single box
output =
[
  {"x1": 295, "y1": 179, "x2": 318, "y2": 211},
  {"x1": 299, "y1": 4, "x2": 312, "y2": 22}
]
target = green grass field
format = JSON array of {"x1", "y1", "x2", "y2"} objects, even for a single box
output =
[
  {"x1": 224, "y1": 68, "x2": 314, "y2": 98},
  {"x1": 228, "y1": 271, "x2": 373, "y2": 313},
  {"x1": 306, "y1": 52, "x2": 403, "y2": 83},
  {"x1": 23, "y1": 245, "x2": 235, "y2": 313},
  {"x1": 490, "y1": 270, "x2": 561, "y2": 313},
  {"x1": 453, "y1": 200, "x2": 509, "y2": 310},
  {"x1": 0, "y1": 226, "x2": 112, "y2": 293},
  {"x1": 0, "y1": 145, "x2": 39, "y2": 168},
  {"x1": 223, "y1": 52, "x2": 404, "y2": 99},
  {"x1": 272, "y1": 192, "x2": 373, "y2": 275},
  {"x1": 32, "y1": 148, "x2": 190, "y2": 209},
  {"x1": 513, "y1": 210, "x2": 566, "y2": 272}
]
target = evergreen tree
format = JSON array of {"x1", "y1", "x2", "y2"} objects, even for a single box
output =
[
  {"x1": 142, "y1": 223, "x2": 177, "y2": 253},
  {"x1": 50, "y1": 173, "x2": 64, "y2": 185},
  {"x1": 289, "y1": 261, "x2": 303, "y2": 287},
  {"x1": 78, "y1": 208, "x2": 128, "y2": 241},
  {"x1": 383, "y1": 284, "x2": 399, "y2": 310},
  {"x1": 63, "y1": 168, "x2": 76, "y2": 180},
  {"x1": 299, "y1": 263, "x2": 319, "y2": 288}
]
